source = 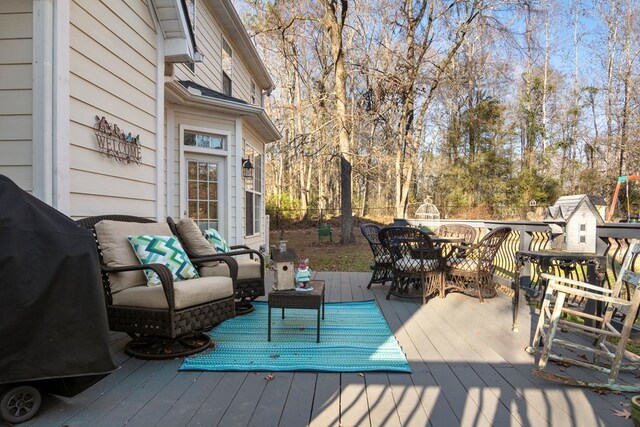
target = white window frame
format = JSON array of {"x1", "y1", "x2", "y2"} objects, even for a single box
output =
[
  {"x1": 244, "y1": 141, "x2": 263, "y2": 237},
  {"x1": 179, "y1": 124, "x2": 230, "y2": 231},
  {"x1": 222, "y1": 37, "x2": 233, "y2": 96},
  {"x1": 251, "y1": 81, "x2": 256, "y2": 105},
  {"x1": 185, "y1": 0, "x2": 197, "y2": 74}
]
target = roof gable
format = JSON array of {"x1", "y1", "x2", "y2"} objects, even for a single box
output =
[{"x1": 544, "y1": 195, "x2": 604, "y2": 224}]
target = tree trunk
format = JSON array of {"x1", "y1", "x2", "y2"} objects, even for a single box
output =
[{"x1": 321, "y1": 0, "x2": 354, "y2": 243}]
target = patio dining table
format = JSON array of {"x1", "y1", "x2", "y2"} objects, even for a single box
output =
[{"x1": 511, "y1": 250, "x2": 607, "y2": 332}]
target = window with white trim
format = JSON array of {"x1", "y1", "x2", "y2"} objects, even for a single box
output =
[
  {"x1": 184, "y1": 130, "x2": 226, "y2": 150},
  {"x1": 222, "y1": 38, "x2": 232, "y2": 96},
  {"x1": 185, "y1": 0, "x2": 196, "y2": 74},
  {"x1": 244, "y1": 143, "x2": 262, "y2": 236},
  {"x1": 251, "y1": 81, "x2": 257, "y2": 104}
]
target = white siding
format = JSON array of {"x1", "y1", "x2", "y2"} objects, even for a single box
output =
[
  {"x1": 173, "y1": 0, "x2": 258, "y2": 105},
  {"x1": 0, "y1": 1, "x2": 32, "y2": 191},
  {"x1": 68, "y1": 0, "x2": 159, "y2": 217}
]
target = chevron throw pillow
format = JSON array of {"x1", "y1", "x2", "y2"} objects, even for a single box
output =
[
  {"x1": 128, "y1": 235, "x2": 199, "y2": 286},
  {"x1": 204, "y1": 228, "x2": 230, "y2": 253}
]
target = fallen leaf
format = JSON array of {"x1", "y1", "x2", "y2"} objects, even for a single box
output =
[
  {"x1": 270, "y1": 354, "x2": 280, "y2": 359},
  {"x1": 578, "y1": 354, "x2": 588, "y2": 360},
  {"x1": 265, "y1": 374, "x2": 274, "y2": 381},
  {"x1": 358, "y1": 373, "x2": 365, "y2": 377},
  {"x1": 592, "y1": 387, "x2": 611, "y2": 395},
  {"x1": 612, "y1": 409, "x2": 631, "y2": 419},
  {"x1": 553, "y1": 360, "x2": 573, "y2": 368}
]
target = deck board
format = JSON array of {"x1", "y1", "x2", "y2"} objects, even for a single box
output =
[{"x1": 21, "y1": 271, "x2": 636, "y2": 426}]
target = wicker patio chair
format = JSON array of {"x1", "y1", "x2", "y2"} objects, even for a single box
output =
[
  {"x1": 526, "y1": 241, "x2": 640, "y2": 391},
  {"x1": 435, "y1": 223, "x2": 477, "y2": 245},
  {"x1": 167, "y1": 216, "x2": 265, "y2": 315},
  {"x1": 442, "y1": 226, "x2": 511, "y2": 302},
  {"x1": 360, "y1": 223, "x2": 393, "y2": 289},
  {"x1": 76, "y1": 215, "x2": 237, "y2": 359},
  {"x1": 378, "y1": 226, "x2": 443, "y2": 304}
]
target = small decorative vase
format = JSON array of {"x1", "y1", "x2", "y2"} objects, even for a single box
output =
[{"x1": 631, "y1": 395, "x2": 640, "y2": 427}]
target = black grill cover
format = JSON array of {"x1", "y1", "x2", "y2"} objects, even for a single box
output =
[{"x1": 0, "y1": 175, "x2": 117, "y2": 385}]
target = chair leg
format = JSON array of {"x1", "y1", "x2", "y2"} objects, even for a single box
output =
[
  {"x1": 538, "y1": 291, "x2": 566, "y2": 370},
  {"x1": 477, "y1": 277, "x2": 484, "y2": 303},
  {"x1": 529, "y1": 286, "x2": 553, "y2": 351},
  {"x1": 608, "y1": 293, "x2": 640, "y2": 384}
]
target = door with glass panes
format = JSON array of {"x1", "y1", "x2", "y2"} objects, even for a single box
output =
[{"x1": 186, "y1": 157, "x2": 224, "y2": 232}]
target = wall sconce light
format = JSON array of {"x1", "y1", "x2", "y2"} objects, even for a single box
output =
[{"x1": 241, "y1": 157, "x2": 254, "y2": 180}]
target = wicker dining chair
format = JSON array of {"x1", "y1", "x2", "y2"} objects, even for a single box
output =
[
  {"x1": 360, "y1": 223, "x2": 393, "y2": 289},
  {"x1": 378, "y1": 226, "x2": 443, "y2": 304},
  {"x1": 435, "y1": 223, "x2": 477, "y2": 245},
  {"x1": 442, "y1": 226, "x2": 512, "y2": 302}
]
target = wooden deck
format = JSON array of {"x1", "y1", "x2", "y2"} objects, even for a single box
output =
[{"x1": 26, "y1": 271, "x2": 635, "y2": 427}]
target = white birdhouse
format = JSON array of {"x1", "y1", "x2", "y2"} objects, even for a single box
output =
[
  {"x1": 544, "y1": 195, "x2": 605, "y2": 253},
  {"x1": 272, "y1": 249, "x2": 296, "y2": 290}
]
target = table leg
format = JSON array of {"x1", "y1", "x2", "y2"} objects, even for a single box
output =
[
  {"x1": 317, "y1": 307, "x2": 320, "y2": 343},
  {"x1": 584, "y1": 263, "x2": 604, "y2": 328},
  {"x1": 513, "y1": 276, "x2": 520, "y2": 332},
  {"x1": 512, "y1": 260, "x2": 524, "y2": 332},
  {"x1": 282, "y1": 307, "x2": 285, "y2": 319},
  {"x1": 322, "y1": 291, "x2": 325, "y2": 320},
  {"x1": 268, "y1": 306, "x2": 272, "y2": 342}
]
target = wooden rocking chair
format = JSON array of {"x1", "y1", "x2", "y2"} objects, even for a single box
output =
[{"x1": 527, "y1": 241, "x2": 640, "y2": 391}]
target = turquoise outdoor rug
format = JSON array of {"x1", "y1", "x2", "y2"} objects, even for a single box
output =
[{"x1": 180, "y1": 300, "x2": 411, "y2": 373}]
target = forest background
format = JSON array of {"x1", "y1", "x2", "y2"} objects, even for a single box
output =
[{"x1": 238, "y1": 0, "x2": 640, "y2": 242}]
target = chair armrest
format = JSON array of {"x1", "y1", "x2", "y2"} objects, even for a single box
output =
[
  {"x1": 541, "y1": 273, "x2": 612, "y2": 294},
  {"x1": 102, "y1": 263, "x2": 176, "y2": 310},
  {"x1": 224, "y1": 249, "x2": 265, "y2": 277},
  {"x1": 227, "y1": 246, "x2": 262, "y2": 263},
  {"x1": 189, "y1": 254, "x2": 239, "y2": 290}
]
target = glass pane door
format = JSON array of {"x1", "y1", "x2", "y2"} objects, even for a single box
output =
[{"x1": 187, "y1": 159, "x2": 219, "y2": 231}]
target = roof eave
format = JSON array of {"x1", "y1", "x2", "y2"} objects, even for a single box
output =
[{"x1": 165, "y1": 81, "x2": 281, "y2": 141}]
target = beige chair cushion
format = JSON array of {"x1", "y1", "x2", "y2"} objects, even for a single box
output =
[
  {"x1": 175, "y1": 218, "x2": 219, "y2": 268},
  {"x1": 112, "y1": 276, "x2": 234, "y2": 310},
  {"x1": 200, "y1": 258, "x2": 262, "y2": 280},
  {"x1": 95, "y1": 220, "x2": 173, "y2": 292}
]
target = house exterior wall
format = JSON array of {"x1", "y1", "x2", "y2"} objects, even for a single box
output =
[
  {"x1": 0, "y1": 1, "x2": 33, "y2": 191},
  {"x1": 68, "y1": 0, "x2": 160, "y2": 217},
  {"x1": 173, "y1": 0, "x2": 259, "y2": 106}
]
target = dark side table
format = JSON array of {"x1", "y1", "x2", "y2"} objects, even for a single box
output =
[
  {"x1": 512, "y1": 250, "x2": 606, "y2": 332},
  {"x1": 268, "y1": 280, "x2": 325, "y2": 343}
]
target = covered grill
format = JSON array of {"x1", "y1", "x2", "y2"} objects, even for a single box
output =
[{"x1": 0, "y1": 175, "x2": 116, "y2": 423}]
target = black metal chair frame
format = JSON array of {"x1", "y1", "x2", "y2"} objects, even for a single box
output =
[
  {"x1": 443, "y1": 226, "x2": 512, "y2": 302},
  {"x1": 379, "y1": 226, "x2": 443, "y2": 303},
  {"x1": 167, "y1": 216, "x2": 265, "y2": 314},
  {"x1": 76, "y1": 215, "x2": 237, "y2": 359},
  {"x1": 360, "y1": 223, "x2": 393, "y2": 289}
]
